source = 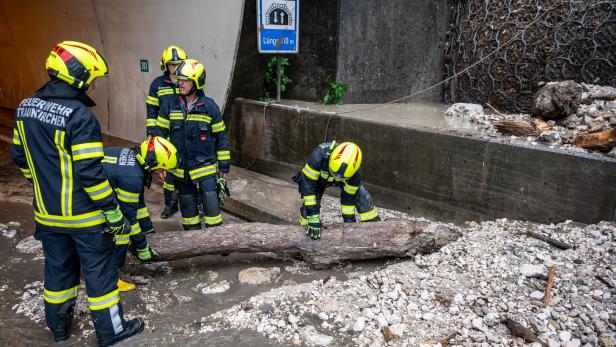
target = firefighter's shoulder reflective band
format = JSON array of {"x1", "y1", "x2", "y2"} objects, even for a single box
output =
[
  {"x1": 88, "y1": 289, "x2": 120, "y2": 310},
  {"x1": 186, "y1": 114, "x2": 212, "y2": 123},
  {"x1": 304, "y1": 195, "x2": 317, "y2": 206},
  {"x1": 43, "y1": 284, "x2": 79, "y2": 304},
  {"x1": 341, "y1": 204, "x2": 356, "y2": 215},
  {"x1": 204, "y1": 213, "x2": 222, "y2": 225},
  {"x1": 359, "y1": 208, "x2": 379, "y2": 221},
  {"x1": 115, "y1": 188, "x2": 139, "y2": 203},
  {"x1": 216, "y1": 150, "x2": 230, "y2": 161},
  {"x1": 182, "y1": 215, "x2": 201, "y2": 226},
  {"x1": 137, "y1": 207, "x2": 149, "y2": 219},
  {"x1": 302, "y1": 164, "x2": 319, "y2": 180},
  {"x1": 146, "y1": 95, "x2": 159, "y2": 106},
  {"x1": 71, "y1": 142, "x2": 104, "y2": 161},
  {"x1": 156, "y1": 116, "x2": 170, "y2": 129},
  {"x1": 35, "y1": 210, "x2": 106, "y2": 228},
  {"x1": 211, "y1": 121, "x2": 225, "y2": 133},
  {"x1": 114, "y1": 234, "x2": 130, "y2": 245},
  {"x1": 343, "y1": 183, "x2": 359, "y2": 195},
  {"x1": 189, "y1": 164, "x2": 217, "y2": 180},
  {"x1": 84, "y1": 180, "x2": 113, "y2": 201}
]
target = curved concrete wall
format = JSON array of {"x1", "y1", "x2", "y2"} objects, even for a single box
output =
[{"x1": 0, "y1": 0, "x2": 243, "y2": 142}]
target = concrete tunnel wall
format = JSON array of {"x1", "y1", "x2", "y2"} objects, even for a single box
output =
[
  {"x1": 230, "y1": 99, "x2": 616, "y2": 225},
  {"x1": 0, "y1": 0, "x2": 243, "y2": 142}
]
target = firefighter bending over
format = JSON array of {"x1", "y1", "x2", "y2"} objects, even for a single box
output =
[{"x1": 294, "y1": 141, "x2": 381, "y2": 240}]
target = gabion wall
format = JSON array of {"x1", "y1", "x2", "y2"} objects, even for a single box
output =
[{"x1": 445, "y1": 1, "x2": 616, "y2": 113}]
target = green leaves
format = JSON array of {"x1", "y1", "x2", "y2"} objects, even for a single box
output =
[
  {"x1": 322, "y1": 75, "x2": 348, "y2": 105},
  {"x1": 260, "y1": 56, "x2": 293, "y2": 101}
]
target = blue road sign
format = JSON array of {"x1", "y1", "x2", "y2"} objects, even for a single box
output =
[{"x1": 257, "y1": 0, "x2": 299, "y2": 54}]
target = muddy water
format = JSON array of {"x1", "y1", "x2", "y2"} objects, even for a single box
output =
[{"x1": 0, "y1": 202, "x2": 394, "y2": 346}]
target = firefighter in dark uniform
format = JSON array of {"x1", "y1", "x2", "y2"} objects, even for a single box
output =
[
  {"x1": 156, "y1": 58, "x2": 230, "y2": 230},
  {"x1": 146, "y1": 45, "x2": 187, "y2": 219},
  {"x1": 294, "y1": 141, "x2": 381, "y2": 240},
  {"x1": 10, "y1": 41, "x2": 143, "y2": 345},
  {"x1": 102, "y1": 137, "x2": 177, "y2": 292}
]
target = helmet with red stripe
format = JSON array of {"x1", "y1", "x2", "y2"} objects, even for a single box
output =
[{"x1": 45, "y1": 41, "x2": 108, "y2": 90}]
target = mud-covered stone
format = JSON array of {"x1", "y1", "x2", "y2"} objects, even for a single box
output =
[{"x1": 532, "y1": 81, "x2": 583, "y2": 120}]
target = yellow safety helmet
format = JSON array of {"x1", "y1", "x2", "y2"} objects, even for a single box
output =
[
  {"x1": 173, "y1": 58, "x2": 206, "y2": 90},
  {"x1": 137, "y1": 137, "x2": 178, "y2": 171},
  {"x1": 45, "y1": 41, "x2": 108, "y2": 90},
  {"x1": 160, "y1": 45, "x2": 187, "y2": 71},
  {"x1": 329, "y1": 142, "x2": 362, "y2": 180}
]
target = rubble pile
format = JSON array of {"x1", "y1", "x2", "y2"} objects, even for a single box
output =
[{"x1": 192, "y1": 219, "x2": 616, "y2": 346}]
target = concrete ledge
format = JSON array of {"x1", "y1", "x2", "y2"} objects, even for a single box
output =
[{"x1": 229, "y1": 98, "x2": 616, "y2": 224}]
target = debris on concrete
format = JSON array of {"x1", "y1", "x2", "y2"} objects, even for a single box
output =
[
  {"x1": 445, "y1": 103, "x2": 485, "y2": 118},
  {"x1": 15, "y1": 236, "x2": 42, "y2": 256},
  {"x1": 202, "y1": 280, "x2": 231, "y2": 294},
  {"x1": 238, "y1": 267, "x2": 281, "y2": 285}
]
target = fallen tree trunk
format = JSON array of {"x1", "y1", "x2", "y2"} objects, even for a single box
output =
[
  {"x1": 147, "y1": 220, "x2": 461, "y2": 269},
  {"x1": 574, "y1": 128, "x2": 616, "y2": 150},
  {"x1": 493, "y1": 118, "x2": 551, "y2": 136}
]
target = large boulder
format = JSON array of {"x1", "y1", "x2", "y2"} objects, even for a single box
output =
[
  {"x1": 237, "y1": 267, "x2": 281, "y2": 285},
  {"x1": 532, "y1": 81, "x2": 583, "y2": 119}
]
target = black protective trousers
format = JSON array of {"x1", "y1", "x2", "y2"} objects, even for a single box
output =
[{"x1": 173, "y1": 174, "x2": 221, "y2": 230}]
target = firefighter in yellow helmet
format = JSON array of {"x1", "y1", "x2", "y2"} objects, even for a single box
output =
[
  {"x1": 101, "y1": 137, "x2": 178, "y2": 292},
  {"x1": 293, "y1": 141, "x2": 381, "y2": 239},
  {"x1": 156, "y1": 58, "x2": 231, "y2": 230},
  {"x1": 146, "y1": 45, "x2": 187, "y2": 219},
  {"x1": 10, "y1": 41, "x2": 144, "y2": 345}
]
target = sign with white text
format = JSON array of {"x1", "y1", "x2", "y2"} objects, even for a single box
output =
[{"x1": 257, "y1": 0, "x2": 299, "y2": 54}]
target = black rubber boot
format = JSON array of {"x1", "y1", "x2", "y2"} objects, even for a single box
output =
[
  {"x1": 160, "y1": 204, "x2": 178, "y2": 219},
  {"x1": 98, "y1": 317, "x2": 145, "y2": 347},
  {"x1": 160, "y1": 190, "x2": 179, "y2": 219},
  {"x1": 53, "y1": 301, "x2": 75, "y2": 342}
]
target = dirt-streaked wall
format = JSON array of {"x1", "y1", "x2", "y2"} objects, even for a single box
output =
[{"x1": 0, "y1": 0, "x2": 243, "y2": 142}]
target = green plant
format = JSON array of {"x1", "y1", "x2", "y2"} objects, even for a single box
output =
[
  {"x1": 260, "y1": 56, "x2": 293, "y2": 101},
  {"x1": 322, "y1": 75, "x2": 348, "y2": 105}
]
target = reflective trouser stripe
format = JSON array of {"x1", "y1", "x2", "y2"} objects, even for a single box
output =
[
  {"x1": 359, "y1": 208, "x2": 379, "y2": 221},
  {"x1": 341, "y1": 204, "x2": 355, "y2": 215},
  {"x1": 182, "y1": 215, "x2": 201, "y2": 226},
  {"x1": 344, "y1": 183, "x2": 359, "y2": 195},
  {"x1": 163, "y1": 181, "x2": 175, "y2": 191},
  {"x1": 204, "y1": 214, "x2": 222, "y2": 226},
  {"x1": 44, "y1": 285, "x2": 79, "y2": 304},
  {"x1": 114, "y1": 234, "x2": 130, "y2": 245},
  {"x1": 17, "y1": 121, "x2": 47, "y2": 214},
  {"x1": 88, "y1": 289, "x2": 120, "y2": 310},
  {"x1": 301, "y1": 164, "x2": 319, "y2": 180},
  {"x1": 109, "y1": 304, "x2": 124, "y2": 334},
  {"x1": 137, "y1": 207, "x2": 149, "y2": 220},
  {"x1": 129, "y1": 223, "x2": 141, "y2": 236},
  {"x1": 304, "y1": 195, "x2": 317, "y2": 206}
]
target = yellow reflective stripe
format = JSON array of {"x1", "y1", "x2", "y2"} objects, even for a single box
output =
[
  {"x1": 156, "y1": 116, "x2": 170, "y2": 129},
  {"x1": 12, "y1": 128, "x2": 21, "y2": 145},
  {"x1": 102, "y1": 156, "x2": 117, "y2": 164},
  {"x1": 114, "y1": 234, "x2": 130, "y2": 245},
  {"x1": 55, "y1": 130, "x2": 73, "y2": 216},
  {"x1": 205, "y1": 214, "x2": 222, "y2": 225},
  {"x1": 186, "y1": 114, "x2": 212, "y2": 123},
  {"x1": 71, "y1": 142, "x2": 104, "y2": 161},
  {"x1": 320, "y1": 171, "x2": 329, "y2": 179},
  {"x1": 20, "y1": 167, "x2": 32, "y2": 179},
  {"x1": 163, "y1": 181, "x2": 175, "y2": 191},
  {"x1": 304, "y1": 195, "x2": 317, "y2": 206},
  {"x1": 344, "y1": 183, "x2": 359, "y2": 195},
  {"x1": 17, "y1": 121, "x2": 47, "y2": 214},
  {"x1": 341, "y1": 204, "x2": 356, "y2": 215},
  {"x1": 34, "y1": 210, "x2": 106, "y2": 228},
  {"x1": 129, "y1": 223, "x2": 141, "y2": 236},
  {"x1": 169, "y1": 112, "x2": 183, "y2": 120},
  {"x1": 157, "y1": 88, "x2": 175, "y2": 96},
  {"x1": 211, "y1": 121, "x2": 225, "y2": 133},
  {"x1": 302, "y1": 164, "x2": 319, "y2": 180},
  {"x1": 84, "y1": 180, "x2": 113, "y2": 201},
  {"x1": 146, "y1": 95, "x2": 159, "y2": 106},
  {"x1": 146, "y1": 119, "x2": 158, "y2": 127},
  {"x1": 189, "y1": 164, "x2": 217, "y2": 180},
  {"x1": 115, "y1": 188, "x2": 139, "y2": 203},
  {"x1": 88, "y1": 289, "x2": 120, "y2": 311},
  {"x1": 44, "y1": 285, "x2": 79, "y2": 304},
  {"x1": 359, "y1": 208, "x2": 379, "y2": 221},
  {"x1": 171, "y1": 167, "x2": 185, "y2": 178},
  {"x1": 217, "y1": 150, "x2": 231, "y2": 161},
  {"x1": 137, "y1": 207, "x2": 149, "y2": 220},
  {"x1": 182, "y1": 215, "x2": 201, "y2": 225}
]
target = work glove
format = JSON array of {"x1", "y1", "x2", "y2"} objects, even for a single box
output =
[
  {"x1": 305, "y1": 215, "x2": 322, "y2": 240},
  {"x1": 136, "y1": 244, "x2": 161, "y2": 263},
  {"x1": 216, "y1": 176, "x2": 231, "y2": 205},
  {"x1": 102, "y1": 206, "x2": 127, "y2": 235}
]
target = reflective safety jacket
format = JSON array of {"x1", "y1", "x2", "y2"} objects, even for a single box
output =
[
  {"x1": 145, "y1": 73, "x2": 179, "y2": 137},
  {"x1": 299, "y1": 141, "x2": 363, "y2": 219},
  {"x1": 10, "y1": 79, "x2": 119, "y2": 233},
  {"x1": 102, "y1": 147, "x2": 154, "y2": 243},
  {"x1": 156, "y1": 90, "x2": 230, "y2": 182}
]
